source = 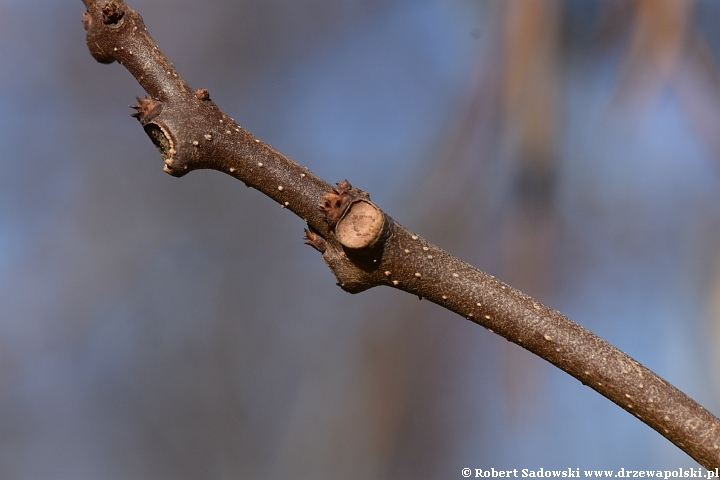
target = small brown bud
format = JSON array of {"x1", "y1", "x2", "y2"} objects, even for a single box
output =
[
  {"x1": 82, "y1": 11, "x2": 92, "y2": 31},
  {"x1": 304, "y1": 229, "x2": 326, "y2": 253},
  {"x1": 319, "y1": 180, "x2": 370, "y2": 228},
  {"x1": 130, "y1": 96, "x2": 163, "y2": 124}
]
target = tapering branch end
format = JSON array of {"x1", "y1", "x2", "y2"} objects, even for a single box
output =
[{"x1": 82, "y1": 1, "x2": 131, "y2": 64}]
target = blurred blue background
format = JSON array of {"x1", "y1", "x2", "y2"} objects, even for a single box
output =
[{"x1": 2, "y1": 0, "x2": 720, "y2": 478}]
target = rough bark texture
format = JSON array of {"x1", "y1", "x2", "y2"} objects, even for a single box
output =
[{"x1": 81, "y1": 0, "x2": 720, "y2": 468}]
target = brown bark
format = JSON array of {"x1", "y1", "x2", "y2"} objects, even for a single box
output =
[{"x1": 81, "y1": 0, "x2": 720, "y2": 468}]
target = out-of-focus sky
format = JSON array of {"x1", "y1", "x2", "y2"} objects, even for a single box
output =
[{"x1": 2, "y1": 0, "x2": 720, "y2": 478}]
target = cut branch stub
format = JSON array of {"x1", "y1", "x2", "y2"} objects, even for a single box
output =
[
  {"x1": 320, "y1": 180, "x2": 385, "y2": 250},
  {"x1": 314, "y1": 180, "x2": 391, "y2": 291},
  {"x1": 335, "y1": 199, "x2": 385, "y2": 249}
]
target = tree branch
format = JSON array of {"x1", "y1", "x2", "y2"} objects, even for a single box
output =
[{"x1": 81, "y1": 0, "x2": 720, "y2": 468}]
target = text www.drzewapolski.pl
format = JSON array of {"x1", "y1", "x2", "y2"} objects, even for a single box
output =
[{"x1": 461, "y1": 468, "x2": 720, "y2": 479}]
